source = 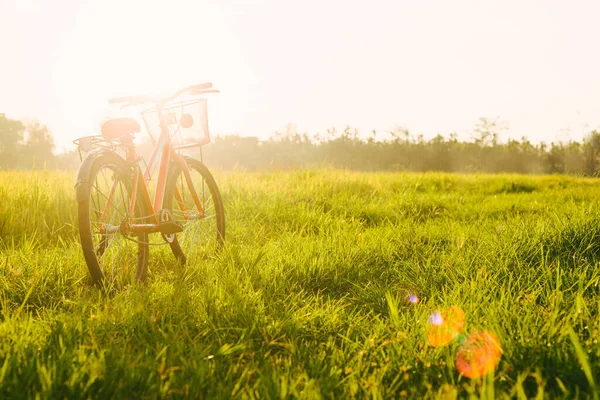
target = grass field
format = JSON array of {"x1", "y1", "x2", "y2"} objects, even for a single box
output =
[{"x1": 0, "y1": 169, "x2": 599, "y2": 399}]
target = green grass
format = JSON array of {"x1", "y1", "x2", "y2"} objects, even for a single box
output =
[{"x1": 1, "y1": 169, "x2": 600, "y2": 398}]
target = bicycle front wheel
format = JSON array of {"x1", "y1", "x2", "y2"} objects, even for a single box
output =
[
  {"x1": 77, "y1": 152, "x2": 150, "y2": 287},
  {"x1": 163, "y1": 157, "x2": 225, "y2": 264}
]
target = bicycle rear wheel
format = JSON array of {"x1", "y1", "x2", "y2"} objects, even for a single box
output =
[
  {"x1": 77, "y1": 152, "x2": 150, "y2": 287},
  {"x1": 163, "y1": 157, "x2": 225, "y2": 264}
]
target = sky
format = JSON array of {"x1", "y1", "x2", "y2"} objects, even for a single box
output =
[{"x1": 1, "y1": 0, "x2": 600, "y2": 152}]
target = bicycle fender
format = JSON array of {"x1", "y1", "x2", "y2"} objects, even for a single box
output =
[
  {"x1": 75, "y1": 149, "x2": 116, "y2": 202},
  {"x1": 171, "y1": 152, "x2": 189, "y2": 171}
]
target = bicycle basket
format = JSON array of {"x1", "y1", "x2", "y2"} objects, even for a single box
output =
[{"x1": 141, "y1": 98, "x2": 210, "y2": 148}]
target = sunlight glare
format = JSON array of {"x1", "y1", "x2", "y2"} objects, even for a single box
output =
[
  {"x1": 455, "y1": 330, "x2": 502, "y2": 379},
  {"x1": 427, "y1": 306, "x2": 465, "y2": 347},
  {"x1": 51, "y1": 0, "x2": 247, "y2": 141}
]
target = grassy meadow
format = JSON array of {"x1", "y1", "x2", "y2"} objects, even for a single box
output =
[{"x1": 0, "y1": 169, "x2": 600, "y2": 398}]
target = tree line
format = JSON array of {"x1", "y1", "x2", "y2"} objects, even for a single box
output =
[
  {"x1": 202, "y1": 119, "x2": 600, "y2": 176},
  {"x1": 0, "y1": 115, "x2": 56, "y2": 169},
  {"x1": 2, "y1": 114, "x2": 600, "y2": 175}
]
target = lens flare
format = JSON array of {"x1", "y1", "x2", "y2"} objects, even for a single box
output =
[
  {"x1": 408, "y1": 294, "x2": 420, "y2": 304},
  {"x1": 429, "y1": 311, "x2": 443, "y2": 325},
  {"x1": 427, "y1": 306, "x2": 465, "y2": 347},
  {"x1": 455, "y1": 330, "x2": 502, "y2": 379}
]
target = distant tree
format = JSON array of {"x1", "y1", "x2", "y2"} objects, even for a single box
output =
[
  {"x1": 472, "y1": 117, "x2": 509, "y2": 147},
  {"x1": 544, "y1": 142, "x2": 565, "y2": 174},
  {"x1": 563, "y1": 140, "x2": 585, "y2": 174},
  {"x1": 583, "y1": 130, "x2": 600, "y2": 175},
  {"x1": 22, "y1": 122, "x2": 55, "y2": 168},
  {"x1": 0, "y1": 115, "x2": 25, "y2": 168},
  {"x1": 388, "y1": 126, "x2": 410, "y2": 144}
]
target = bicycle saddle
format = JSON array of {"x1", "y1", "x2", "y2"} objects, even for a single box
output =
[{"x1": 101, "y1": 118, "x2": 141, "y2": 140}]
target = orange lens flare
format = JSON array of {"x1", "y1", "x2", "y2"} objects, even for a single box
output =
[
  {"x1": 455, "y1": 330, "x2": 502, "y2": 379},
  {"x1": 427, "y1": 306, "x2": 465, "y2": 347}
]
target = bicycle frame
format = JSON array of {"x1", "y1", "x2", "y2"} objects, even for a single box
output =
[{"x1": 98, "y1": 105, "x2": 205, "y2": 235}]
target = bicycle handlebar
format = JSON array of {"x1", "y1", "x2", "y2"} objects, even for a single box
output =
[
  {"x1": 107, "y1": 96, "x2": 152, "y2": 105},
  {"x1": 108, "y1": 83, "x2": 217, "y2": 107},
  {"x1": 189, "y1": 82, "x2": 213, "y2": 92}
]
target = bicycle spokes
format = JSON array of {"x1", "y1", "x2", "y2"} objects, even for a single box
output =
[
  {"x1": 88, "y1": 165, "x2": 139, "y2": 285},
  {"x1": 168, "y1": 163, "x2": 221, "y2": 263}
]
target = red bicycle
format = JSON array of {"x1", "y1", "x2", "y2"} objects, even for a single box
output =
[{"x1": 74, "y1": 83, "x2": 225, "y2": 287}]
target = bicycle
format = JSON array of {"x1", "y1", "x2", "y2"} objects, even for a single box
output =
[{"x1": 73, "y1": 83, "x2": 225, "y2": 287}]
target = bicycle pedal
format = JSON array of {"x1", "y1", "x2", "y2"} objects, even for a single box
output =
[{"x1": 157, "y1": 220, "x2": 183, "y2": 235}]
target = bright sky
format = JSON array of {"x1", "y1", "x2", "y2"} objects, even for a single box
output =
[{"x1": 1, "y1": 0, "x2": 600, "y2": 152}]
